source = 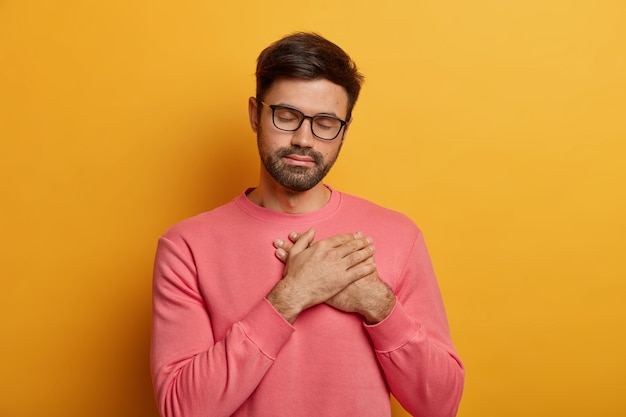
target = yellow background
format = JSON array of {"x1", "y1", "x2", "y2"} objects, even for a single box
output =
[{"x1": 1, "y1": 1, "x2": 625, "y2": 416}]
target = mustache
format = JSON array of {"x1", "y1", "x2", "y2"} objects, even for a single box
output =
[{"x1": 275, "y1": 147, "x2": 323, "y2": 164}]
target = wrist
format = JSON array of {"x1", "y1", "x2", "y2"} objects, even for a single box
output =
[
  {"x1": 362, "y1": 287, "x2": 396, "y2": 325},
  {"x1": 266, "y1": 279, "x2": 303, "y2": 324}
]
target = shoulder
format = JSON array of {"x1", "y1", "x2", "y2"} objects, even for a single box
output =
[
  {"x1": 339, "y1": 192, "x2": 416, "y2": 224},
  {"x1": 160, "y1": 199, "x2": 239, "y2": 241},
  {"x1": 337, "y1": 191, "x2": 421, "y2": 235}
]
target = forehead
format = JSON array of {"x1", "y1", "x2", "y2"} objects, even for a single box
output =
[{"x1": 264, "y1": 78, "x2": 349, "y2": 117}]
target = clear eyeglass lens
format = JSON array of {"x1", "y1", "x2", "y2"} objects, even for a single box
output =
[
  {"x1": 273, "y1": 106, "x2": 341, "y2": 140},
  {"x1": 273, "y1": 107, "x2": 302, "y2": 130}
]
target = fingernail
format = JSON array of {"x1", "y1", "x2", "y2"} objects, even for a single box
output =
[
  {"x1": 274, "y1": 239, "x2": 283, "y2": 247},
  {"x1": 289, "y1": 232, "x2": 298, "y2": 239}
]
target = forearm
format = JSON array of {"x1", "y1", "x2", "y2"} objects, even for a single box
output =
[
  {"x1": 152, "y1": 300, "x2": 294, "y2": 417},
  {"x1": 324, "y1": 272, "x2": 396, "y2": 325},
  {"x1": 367, "y1": 302, "x2": 464, "y2": 417},
  {"x1": 366, "y1": 230, "x2": 464, "y2": 416},
  {"x1": 152, "y1": 237, "x2": 294, "y2": 417},
  {"x1": 266, "y1": 277, "x2": 305, "y2": 324},
  {"x1": 356, "y1": 276, "x2": 396, "y2": 325}
]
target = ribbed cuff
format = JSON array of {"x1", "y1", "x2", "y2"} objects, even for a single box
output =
[
  {"x1": 239, "y1": 299, "x2": 295, "y2": 359},
  {"x1": 365, "y1": 301, "x2": 422, "y2": 353}
]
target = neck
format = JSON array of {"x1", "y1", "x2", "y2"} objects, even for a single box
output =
[{"x1": 247, "y1": 172, "x2": 331, "y2": 214}]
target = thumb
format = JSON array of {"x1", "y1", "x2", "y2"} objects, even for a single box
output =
[{"x1": 290, "y1": 227, "x2": 316, "y2": 255}]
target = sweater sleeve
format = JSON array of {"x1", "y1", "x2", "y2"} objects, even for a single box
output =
[
  {"x1": 365, "y1": 231, "x2": 465, "y2": 417},
  {"x1": 150, "y1": 236, "x2": 295, "y2": 417}
]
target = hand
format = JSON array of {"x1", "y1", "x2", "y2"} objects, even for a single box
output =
[
  {"x1": 325, "y1": 271, "x2": 396, "y2": 324},
  {"x1": 274, "y1": 231, "x2": 396, "y2": 324},
  {"x1": 267, "y1": 228, "x2": 377, "y2": 323}
]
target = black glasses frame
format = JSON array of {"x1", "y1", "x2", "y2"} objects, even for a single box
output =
[{"x1": 260, "y1": 101, "x2": 347, "y2": 141}]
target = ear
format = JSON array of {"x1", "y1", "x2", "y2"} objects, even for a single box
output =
[{"x1": 248, "y1": 97, "x2": 259, "y2": 133}]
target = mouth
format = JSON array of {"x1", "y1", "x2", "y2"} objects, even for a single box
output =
[{"x1": 283, "y1": 154, "x2": 316, "y2": 167}]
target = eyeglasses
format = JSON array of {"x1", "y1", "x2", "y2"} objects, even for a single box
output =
[{"x1": 260, "y1": 101, "x2": 347, "y2": 141}]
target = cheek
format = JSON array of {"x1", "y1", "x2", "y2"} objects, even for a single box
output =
[
  {"x1": 260, "y1": 128, "x2": 293, "y2": 150},
  {"x1": 259, "y1": 119, "x2": 285, "y2": 142},
  {"x1": 322, "y1": 141, "x2": 343, "y2": 159}
]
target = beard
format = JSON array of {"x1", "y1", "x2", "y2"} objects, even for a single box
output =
[{"x1": 258, "y1": 134, "x2": 342, "y2": 192}]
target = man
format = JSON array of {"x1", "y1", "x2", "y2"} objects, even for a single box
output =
[{"x1": 151, "y1": 32, "x2": 464, "y2": 417}]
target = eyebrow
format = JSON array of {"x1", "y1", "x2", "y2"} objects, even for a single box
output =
[{"x1": 274, "y1": 102, "x2": 342, "y2": 119}]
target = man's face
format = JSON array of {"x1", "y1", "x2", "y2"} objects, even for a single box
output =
[{"x1": 249, "y1": 78, "x2": 351, "y2": 192}]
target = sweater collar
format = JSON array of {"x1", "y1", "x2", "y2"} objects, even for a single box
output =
[{"x1": 234, "y1": 185, "x2": 342, "y2": 226}]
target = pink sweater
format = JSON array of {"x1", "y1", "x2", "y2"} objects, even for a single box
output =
[{"x1": 151, "y1": 188, "x2": 464, "y2": 417}]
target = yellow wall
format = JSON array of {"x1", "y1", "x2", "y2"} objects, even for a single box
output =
[{"x1": 1, "y1": 1, "x2": 624, "y2": 416}]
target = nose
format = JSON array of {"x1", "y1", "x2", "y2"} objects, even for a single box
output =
[{"x1": 290, "y1": 116, "x2": 315, "y2": 148}]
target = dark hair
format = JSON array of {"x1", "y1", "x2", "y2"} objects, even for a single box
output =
[{"x1": 256, "y1": 32, "x2": 364, "y2": 121}]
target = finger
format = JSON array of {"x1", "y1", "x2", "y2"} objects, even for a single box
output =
[
  {"x1": 343, "y1": 244, "x2": 376, "y2": 268},
  {"x1": 287, "y1": 231, "x2": 319, "y2": 248},
  {"x1": 345, "y1": 261, "x2": 378, "y2": 283},
  {"x1": 335, "y1": 236, "x2": 374, "y2": 259},
  {"x1": 342, "y1": 246, "x2": 375, "y2": 270},
  {"x1": 273, "y1": 238, "x2": 291, "y2": 263},
  {"x1": 317, "y1": 231, "x2": 364, "y2": 250},
  {"x1": 274, "y1": 238, "x2": 294, "y2": 252},
  {"x1": 290, "y1": 227, "x2": 316, "y2": 256},
  {"x1": 275, "y1": 247, "x2": 288, "y2": 262}
]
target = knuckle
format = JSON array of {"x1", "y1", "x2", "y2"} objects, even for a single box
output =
[
  {"x1": 349, "y1": 250, "x2": 365, "y2": 265},
  {"x1": 318, "y1": 239, "x2": 331, "y2": 250},
  {"x1": 342, "y1": 233, "x2": 355, "y2": 244}
]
